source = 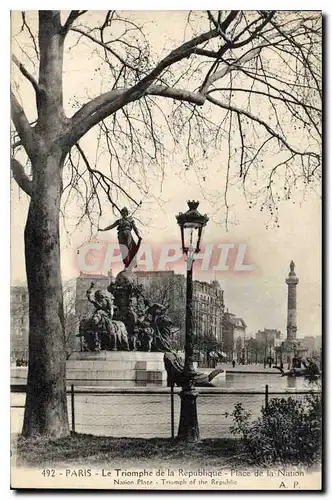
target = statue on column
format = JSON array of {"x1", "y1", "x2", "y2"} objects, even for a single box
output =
[{"x1": 98, "y1": 207, "x2": 142, "y2": 269}]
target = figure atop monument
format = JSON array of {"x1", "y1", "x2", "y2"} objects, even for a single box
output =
[
  {"x1": 98, "y1": 207, "x2": 142, "y2": 269},
  {"x1": 286, "y1": 260, "x2": 299, "y2": 285}
]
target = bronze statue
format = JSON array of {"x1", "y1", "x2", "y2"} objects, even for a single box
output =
[
  {"x1": 84, "y1": 283, "x2": 114, "y2": 345},
  {"x1": 98, "y1": 207, "x2": 142, "y2": 269},
  {"x1": 78, "y1": 282, "x2": 130, "y2": 351},
  {"x1": 77, "y1": 271, "x2": 176, "y2": 353},
  {"x1": 145, "y1": 302, "x2": 173, "y2": 352},
  {"x1": 86, "y1": 282, "x2": 114, "y2": 317},
  {"x1": 273, "y1": 357, "x2": 321, "y2": 380},
  {"x1": 78, "y1": 314, "x2": 102, "y2": 351},
  {"x1": 164, "y1": 352, "x2": 225, "y2": 387},
  {"x1": 134, "y1": 317, "x2": 154, "y2": 352}
]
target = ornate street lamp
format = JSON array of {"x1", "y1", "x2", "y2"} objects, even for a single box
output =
[{"x1": 176, "y1": 200, "x2": 209, "y2": 441}]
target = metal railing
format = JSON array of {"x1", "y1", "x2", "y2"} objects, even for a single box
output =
[
  {"x1": 69, "y1": 384, "x2": 319, "y2": 439},
  {"x1": 11, "y1": 384, "x2": 320, "y2": 439}
]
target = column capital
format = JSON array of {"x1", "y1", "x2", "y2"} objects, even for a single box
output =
[
  {"x1": 286, "y1": 260, "x2": 299, "y2": 285},
  {"x1": 286, "y1": 276, "x2": 299, "y2": 285}
]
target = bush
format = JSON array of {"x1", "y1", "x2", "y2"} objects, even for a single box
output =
[{"x1": 225, "y1": 391, "x2": 322, "y2": 466}]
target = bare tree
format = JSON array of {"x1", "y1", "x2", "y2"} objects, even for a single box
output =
[{"x1": 11, "y1": 10, "x2": 321, "y2": 437}]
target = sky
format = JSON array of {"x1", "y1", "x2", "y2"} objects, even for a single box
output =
[{"x1": 10, "y1": 10, "x2": 322, "y2": 339}]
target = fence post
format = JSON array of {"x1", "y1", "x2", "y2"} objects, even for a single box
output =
[
  {"x1": 265, "y1": 384, "x2": 269, "y2": 409},
  {"x1": 71, "y1": 384, "x2": 75, "y2": 433},
  {"x1": 171, "y1": 383, "x2": 175, "y2": 439}
]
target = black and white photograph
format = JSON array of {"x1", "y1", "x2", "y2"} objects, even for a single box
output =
[{"x1": 9, "y1": 7, "x2": 322, "y2": 490}]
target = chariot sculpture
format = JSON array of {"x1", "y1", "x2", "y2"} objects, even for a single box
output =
[{"x1": 77, "y1": 270, "x2": 174, "y2": 353}]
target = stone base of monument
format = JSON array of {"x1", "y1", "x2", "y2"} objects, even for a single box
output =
[{"x1": 66, "y1": 351, "x2": 167, "y2": 384}]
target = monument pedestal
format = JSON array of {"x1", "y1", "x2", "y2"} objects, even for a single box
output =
[
  {"x1": 67, "y1": 351, "x2": 167, "y2": 384},
  {"x1": 279, "y1": 340, "x2": 308, "y2": 370}
]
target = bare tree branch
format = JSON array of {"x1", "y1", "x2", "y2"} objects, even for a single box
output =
[
  {"x1": 12, "y1": 10, "x2": 321, "y2": 227},
  {"x1": 62, "y1": 10, "x2": 88, "y2": 34},
  {"x1": 12, "y1": 54, "x2": 40, "y2": 95},
  {"x1": 207, "y1": 86, "x2": 320, "y2": 113},
  {"x1": 11, "y1": 157, "x2": 32, "y2": 196},
  {"x1": 67, "y1": 85, "x2": 206, "y2": 146},
  {"x1": 200, "y1": 17, "x2": 309, "y2": 93},
  {"x1": 206, "y1": 94, "x2": 319, "y2": 160},
  {"x1": 10, "y1": 91, "x2": 36, "y2": 157},
  {"x1": 21, "y1": 11, "x2": 39, "y2": 60},
  {"x1": 75, "y1": 143, "x2": 139, "y2": 211},
  {"x1": 193, "y1": 48, "x2": 221, "y2": 58},
  {"x1": 67, "y1": 12, "x2": 242, "y2": 144},
  {"x1": 70, "y1": 27, "x2": 140, "y2": 72}
]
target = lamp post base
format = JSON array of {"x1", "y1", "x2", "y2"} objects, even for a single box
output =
[{"x1": 177, "y1": 386, "x2": 199, "y2": 442}]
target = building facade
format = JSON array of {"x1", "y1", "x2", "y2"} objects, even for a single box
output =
[
  {"x1": 193, "y1": 280, "x2": 224, "y2": 344},
  {"x1": 134, "y1": 270, "x2": 224, "y2": 348},
  {"x1": 298, "y1": 335, "x2": 321, "y2": 357},
  {"x1": 222, "y1": 311, "x2": 247, "y2": 362},
  {"x1": 256, "y1": 328, "x2": 282, "y2": 344},
  {"x1": 255, "y1": 328, "x2": 282, "y2": 364}
]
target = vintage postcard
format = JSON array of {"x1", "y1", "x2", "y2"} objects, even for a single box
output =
[{"x1": 10, "y1": 9, "x2": 322, "y2": 490}]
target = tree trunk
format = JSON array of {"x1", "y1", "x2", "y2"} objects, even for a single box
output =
[{"x1": 22, "y1": 151, "x2": 69, "y2": 438}]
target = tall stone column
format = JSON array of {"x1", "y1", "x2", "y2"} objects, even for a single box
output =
[{"x1": 285, "y1": 260, "x2": 299, "y2": 341}]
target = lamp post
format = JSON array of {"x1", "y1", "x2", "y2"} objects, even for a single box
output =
[{"x1": 176, "y1": 200, "x2": 209, "y2": 441}]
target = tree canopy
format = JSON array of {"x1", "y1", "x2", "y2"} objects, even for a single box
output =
[{"x1": 12, "y1": 10, "x2": 322, "y2": 229}]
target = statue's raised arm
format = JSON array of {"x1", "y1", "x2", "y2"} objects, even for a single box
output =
[{"x1": 98, "y1": 219, "x2": 120, "y2": 232}]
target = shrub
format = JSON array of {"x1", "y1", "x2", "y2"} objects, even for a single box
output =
[{"x1": 224, "y1": 391, "x2": 322, "y2": 466}]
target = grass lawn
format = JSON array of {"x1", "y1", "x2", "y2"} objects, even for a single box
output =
[{"x1": 14, "y1": 433, "x2": 245, "y2": 469}]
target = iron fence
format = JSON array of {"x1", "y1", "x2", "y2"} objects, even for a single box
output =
[{"x1": 11, "y1": 384, "x2": 320, "y2": 439}]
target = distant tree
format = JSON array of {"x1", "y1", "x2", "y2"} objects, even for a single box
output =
[
  {"x1": 195, "y1": 332, "x2": 223, "y2": 366},
  {"x1": 234, "y1": 337, "x2": 243, "y2": 363},
  {"x1": 245, "y1": 337, "x2": 255, "y2": 363}
]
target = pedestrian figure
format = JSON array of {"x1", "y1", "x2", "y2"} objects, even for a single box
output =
[{"x1": 232, "y1": 360, "x2": 236, "y2": 368}]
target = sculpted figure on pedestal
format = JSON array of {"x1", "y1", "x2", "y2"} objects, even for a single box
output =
[{"x1": 77, "y1": 270, "x2": 176, "y2": 353}]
